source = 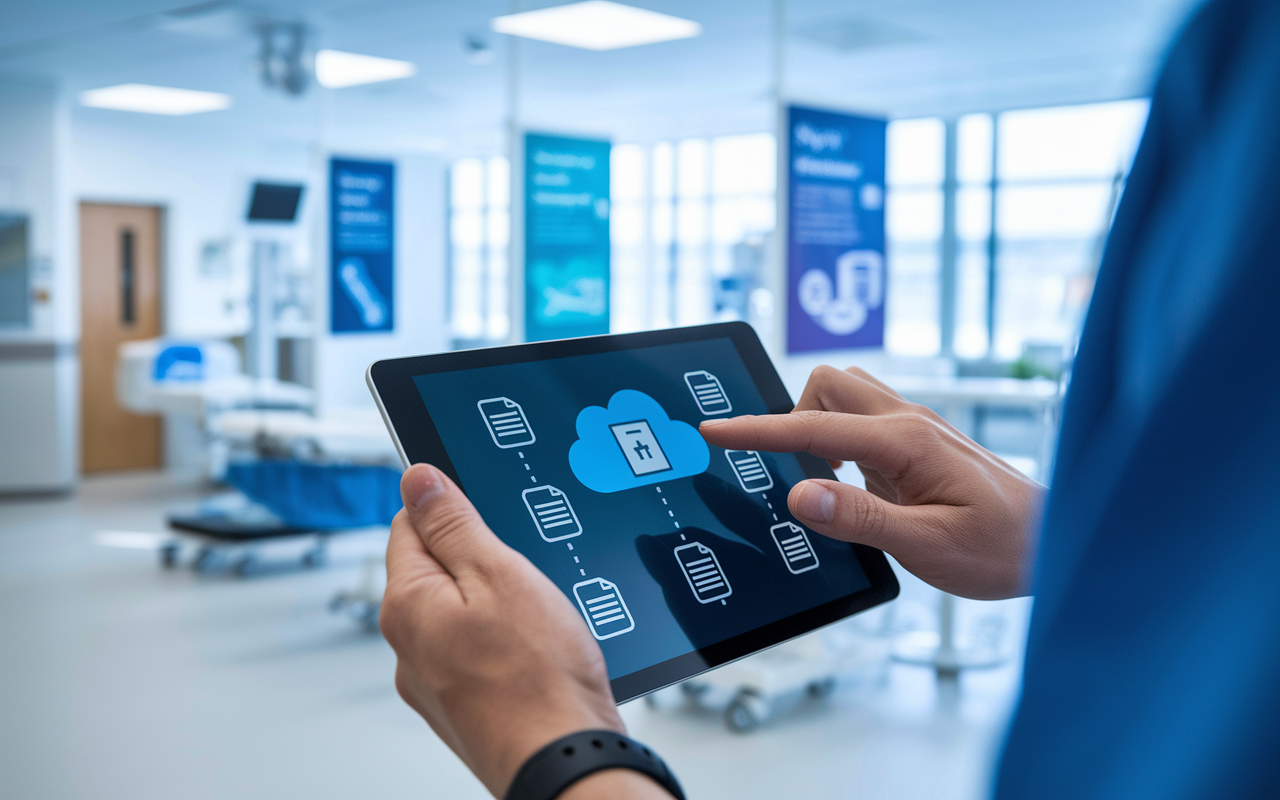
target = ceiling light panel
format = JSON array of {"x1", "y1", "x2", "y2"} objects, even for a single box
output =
[
  {"x1": 315, "y1": 49, "x2": 417, "y2": 89},
  {"x1": 78, "y1": 84, "x2": 232, "y2": 116},
  {"x1": 492, "y1": 1, "x2": 701, "y2": 51}
]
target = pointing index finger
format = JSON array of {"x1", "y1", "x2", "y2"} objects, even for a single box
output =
[{"x1": 700, "y1": 411, "x2": 914, "y2": 478}]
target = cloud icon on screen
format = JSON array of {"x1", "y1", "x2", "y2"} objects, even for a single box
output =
[{"x1": 569, "y1": 390, "x2": 710, "y2": 493}]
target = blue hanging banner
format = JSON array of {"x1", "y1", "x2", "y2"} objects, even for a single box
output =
[
  {"x1": 330, "y1": 157, "x2": 394, "y2": 334},
  {"x1": 524, "y1": 132, "x2": 611, "y2": 342},
  {"x1": 786, "y1": 105, "x2": 887, "y2": 353}
]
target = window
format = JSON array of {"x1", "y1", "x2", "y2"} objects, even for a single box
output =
[
  {"x1": 955, "y1": 113, "x2": 995, "y2": 359},
  {"x1": 960, "y1": 100, "x2": 1149, "y2": 360},
  {"x1": 449, "y1": 136, "x2": 775, "y2": 345},
  {"x1": 885, "y1": 117, "x2": 944, "y2": 356},
  {"x1": 610, "y1": 143, "x2": 648, "y2": 332},
  {"x1": 612, "y1": 134, "x2": 776, "y2": 332},
  {"x1": 445, "y1": 99, "x2": 1147, "y2": 359},
  {"x1": 447, "y1": 156, "x2": 510, "y2": 346}
]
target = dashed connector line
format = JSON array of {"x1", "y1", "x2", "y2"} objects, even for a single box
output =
[
  {"x1": 765, "y1": 491, "x2": 778, "y2": 521},
  {"x1": 517, "y1": 450, "x2": 537, "y2": 483},
  {"x1": 657, "y1": 485, "x2": 686, "y2": 540},
  {"x1": 519, "y1": 448, "x2": 580, "y2": 576}
]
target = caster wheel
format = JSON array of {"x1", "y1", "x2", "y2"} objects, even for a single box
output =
[
  {"x1": 807, "y1": 677, "x2": 837, "y2": 699},
  {"x1": 725, "y1": 690, "x2": 767, "y2": 734},
  {"x1": 233, "y1": 555, "x2": 256, "y2": 577},
  {"x1": 360, "y1": 604, "x2": 381, "y2": 633},
  {"x1": 644, "y1": 686, "x2": 683, "y2": 711},
  {"x1": 160, "y1": 543, "x2": 180, "y2": 569},
  {"x1": 193, "y1": 547, "x2": 219, "y2": 574}
]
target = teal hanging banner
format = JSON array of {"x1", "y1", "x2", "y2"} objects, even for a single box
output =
[{"x1": 524, "y1": 132, "x2": 611, "y2": 342}]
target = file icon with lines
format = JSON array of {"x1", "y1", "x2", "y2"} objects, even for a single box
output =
[
  {"x1": 478, "y1": 397, "x2": 536, "y2": 448},
  {"x1": 573, "y1": 578, "x2": 635, "y2": 640},
  {"x1": 770, "y1": 522, "x2": 820, "y2": 574},
  {"x1": 724, "y1": 450, "x2": 774, "y2": 493},
  {"x1": 522, "y1": 485, "x2": 582, "y2": 542},
  {"x1": 674, "y1": 541, "x2": 732, "y2": 603},
  {"x1": 684, "y1": 370, "x2": 732, "y2": 416}
]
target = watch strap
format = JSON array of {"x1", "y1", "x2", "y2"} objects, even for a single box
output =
[{"x1": 503, "y1": 729, "x2": 685, "y2": 800}]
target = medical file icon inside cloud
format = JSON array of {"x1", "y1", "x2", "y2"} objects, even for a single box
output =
[{"x1": 568, "y1": 389, "x2": 710, "y2": 493}]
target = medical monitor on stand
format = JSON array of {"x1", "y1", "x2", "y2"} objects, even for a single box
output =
[
  {"x1": 245, "y1": 182, "x2": 305, "y2": 381},
  {"x1": 247, "y1": 183, "x2": 304, "y2": 223}
]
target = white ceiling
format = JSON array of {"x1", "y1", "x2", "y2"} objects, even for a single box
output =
[{"x1": 0, "y1": 0, "x2": 1201, "y2": 156}]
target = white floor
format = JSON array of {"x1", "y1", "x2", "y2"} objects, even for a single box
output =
[{"x1": 0, "y1": 471, "x2": 1031, "y2": 800}]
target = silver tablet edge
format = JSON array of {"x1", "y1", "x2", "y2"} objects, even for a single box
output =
[{"x1": 366, "y1": 361, "x2": 412, "y2": 472}]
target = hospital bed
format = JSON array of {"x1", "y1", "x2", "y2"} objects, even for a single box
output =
[{"x1": 118, "y1": 339, "x2": 401, "y2": 575}]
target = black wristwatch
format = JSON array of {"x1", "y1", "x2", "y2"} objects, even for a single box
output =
[{"x1": 503, "y1": 729, "x2": 686, "y2": 800}]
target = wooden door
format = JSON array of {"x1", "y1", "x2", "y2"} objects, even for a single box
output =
[{"x1": 79, "y1": 203, "x2": 163, "y2": 473}]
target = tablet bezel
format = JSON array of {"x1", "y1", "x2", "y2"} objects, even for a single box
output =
[{"x1": 367, "y1": 321, "x2": 899, "y2": 702}]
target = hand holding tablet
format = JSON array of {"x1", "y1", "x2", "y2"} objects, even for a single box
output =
[
  {"x1": 380, "y1": 463, "x2": 637, "y2": 798},
  {"x1": 369, "y1": 322, "x2": 898, "y2": 700},
  {"x1": 372, "y1": 323, "x2": 1046, "y2": 798}
]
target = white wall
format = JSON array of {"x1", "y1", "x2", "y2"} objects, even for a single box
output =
[
  {"x1": 68, "y1": 109, "x2": 449, "y2": 419},
  {"x1": 0, "y1": 80, "x2": 69, "y2": 340},
  {"x1": 0, "y1": 89, "x2": 450, "y2": 479},
  {"x1": 0, "y1": 80, "x2": 77, "y2": 491},
  {"x1": 69, "y1": 109, "x2": 317, "y2": 340}
]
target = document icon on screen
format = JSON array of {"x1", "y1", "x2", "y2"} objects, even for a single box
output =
[
  {"x1": 573, "y1": 578, "x2": 635, "y2": 640},
  {"x1": 770, "y1": 522, "x2": 820, "y2": 574},
  {"x1": 478, "y1": 397, "x2": 535, "y2": 449},
  {"x1": 674, "y1": 542, "x2": 732, "y2": 603},
  {"x1": 522, "y1": 485, "x2": 582, "y2": 542},
  {"x1": 724, "y1": 450, "x2": 773, "y2": 493},
  {"x1": 684, "y1": 370, "x2": 732, "y2": 416}
]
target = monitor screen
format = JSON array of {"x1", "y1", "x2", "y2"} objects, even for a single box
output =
[{"x1": 246, "y1": 182, "x2": 304, "y2": 222}]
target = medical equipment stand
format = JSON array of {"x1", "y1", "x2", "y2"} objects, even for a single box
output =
[
  {"x1": 328, "y1": 554, "x2": 385, "y2": 631},
  {"x1": 891, "y1": 591, "x2": 1007, "y2": 677},
  {"x1": 889, "y1": 387, "x2": 1061, "y2": 678},
  {"x1": 247, "y1": 240, "x2": 280, "y2": 381}
]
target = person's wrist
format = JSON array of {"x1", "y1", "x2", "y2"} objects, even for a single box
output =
[
  {"x1": 502, "y1": 729, "x2": 683, "y2": 800},
  {"x1": 491, "y1": 708, "x2": 625, "y2": 795}
]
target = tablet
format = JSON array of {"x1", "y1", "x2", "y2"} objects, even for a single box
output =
[{"x1": 367, "y1": 321, "x2": 898, "y2": 702}]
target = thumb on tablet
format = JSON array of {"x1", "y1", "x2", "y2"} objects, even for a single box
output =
[
  {"x1": 789, "y1": 477, "x2": 937, "y2": 554},
  {"x1": 400, "y1": 463, "x2": 506, "y2": 575}
]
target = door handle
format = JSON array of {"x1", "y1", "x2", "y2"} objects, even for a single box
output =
[{"x1": 120, "y1": 228, "x2": 135, "y2": 325}]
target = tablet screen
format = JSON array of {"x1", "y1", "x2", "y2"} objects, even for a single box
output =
[{"x1": 411, "y1": 334, "x2": 873, "y2": 685}]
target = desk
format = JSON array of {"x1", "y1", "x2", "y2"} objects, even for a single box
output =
[{"x1": 887, "y1": 375, "x2": 1063, "y2": 483}]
